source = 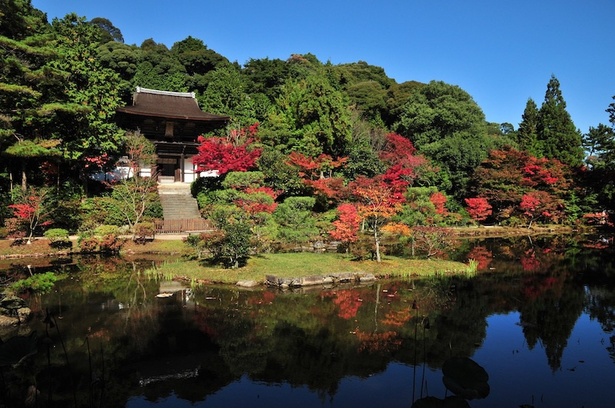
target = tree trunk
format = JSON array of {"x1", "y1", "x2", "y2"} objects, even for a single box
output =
[
  {"x1": 21, "y1": 162, "x2": 27, "y2": 191},
  {"x1": 374, "y1": 228, "x2": 381, "y2": 262}
]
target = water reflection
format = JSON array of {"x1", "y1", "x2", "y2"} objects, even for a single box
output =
[{"x1": 1, "y1": 234, "x2": 614, "y2": 407}]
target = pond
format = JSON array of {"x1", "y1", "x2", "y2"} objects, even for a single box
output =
[{"x1": 1, "y1": 233, "x2": 615, "y2": 407}]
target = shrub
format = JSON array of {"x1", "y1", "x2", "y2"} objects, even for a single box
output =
[
  {"x1": 78, "y1": 225, "x2": 125, "y2": 254},
  {"x1": 99, "y1": 234, "x2": 125, "y2": 254},
  {"x1": 78, "y1": 236, "x2": 99, "y2": 253},
  {"x1": 94, "y1": 225, "x2": 124, "y2": 254},
  {"x1": 93, "y1": 225, "x2": 120, "y2": 236},
  {"x1": 4, "y1": 218, "x2": 25, "y2": 239},
  {"x1": 133, "y1": 222, "x2": 156, "y2": 244},
  {"x1": 11, "y1": 272, "x2": 58, "y2": 294},
  {"x1": 44, "y1": 228, "x2": 72, "y2": 249}
]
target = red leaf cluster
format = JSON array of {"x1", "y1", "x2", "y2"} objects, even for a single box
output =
[
  {"x1": 466, "y1": 246, "x2": 493, "y2": 270},
  {"x1": 329, "y1": 203, "x2": 360, "y2": 243},
  {"x1": 332, "y1": 290, "x2": 362, "y2": 320},
  {"x1": 464, "y1": 197, "x2": 492, "y2": 221},
  {"x1": 429, "y1": 192, "x2": 448, "y2": 215},
  {"x1": 9, "y1": 203, "x2": 36, "y2": 220},
  {"x1": 193, "y1": 136, "x2": 261, "y2": 176}
]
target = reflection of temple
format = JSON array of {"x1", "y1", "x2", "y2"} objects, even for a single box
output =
[{"x1": 116, "y1": 87, "x2": 230, "y2": 183}]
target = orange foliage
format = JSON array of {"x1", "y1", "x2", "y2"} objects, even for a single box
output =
[
  {"x1": 381, "y1": 308, "x2": 412, "y2": 327},
  {"x1": 355, "y1": 330, "x2": 402, "y2": 353},
  {"x1": 328, "y1": 289, "x2": 363, "y2": 320}
]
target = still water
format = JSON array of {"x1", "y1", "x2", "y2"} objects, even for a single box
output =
[{"x1": 1, "y1": 234, "x2": 615, "y2": 407}]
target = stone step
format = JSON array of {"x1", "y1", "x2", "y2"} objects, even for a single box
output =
[{"x1": 158, "y1": 183, "x2": 201, "y2": 220}]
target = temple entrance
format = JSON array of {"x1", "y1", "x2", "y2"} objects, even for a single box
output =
[{"x1": 157, "y1": 156, "x2": 180, "y2": 183}]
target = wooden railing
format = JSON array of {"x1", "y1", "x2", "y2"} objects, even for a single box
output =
[{"x1": 155, "y1": 218, "x2": 212, "y2": 234}]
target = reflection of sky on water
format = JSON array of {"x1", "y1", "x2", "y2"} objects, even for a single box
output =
[
  {"x1": 472, "y1": 312, "x2": 615, "y2": 408},
  {"x1": 126, "y1": 311, "x2": 615, "y2": 408}
]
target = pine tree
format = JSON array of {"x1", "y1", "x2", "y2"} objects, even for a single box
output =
[
  {"x1": 537, "y1": 75, "x2": 584, "y2": 167},
  {"x1": 607, "y1": 95, "x2": 615, "y2": 128},
  {"x1": 0, "y1": 0, "x2": 58, "y2": 190}
]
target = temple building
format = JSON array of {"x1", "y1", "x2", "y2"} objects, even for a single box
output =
[{"x1": 115, "y1": 87, "x2": 230, "y2": 183}]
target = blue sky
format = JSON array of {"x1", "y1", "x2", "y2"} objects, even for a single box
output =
[{"x1": 32, "y1": 0, "x2": 615, "y2": 134}]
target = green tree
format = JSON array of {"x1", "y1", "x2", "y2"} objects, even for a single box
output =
[
  {"x1": 394, "y1": 80, "x2": 493, "y2": 200},
  {"x1": 171, "y1": 36, "x2": 228, "y2": 75},
  {"x1": 537, "y1": 75, "x2": 584, "y2": 167},
  {"x1": 263, "y1": 73, "x2": 352, "y2": 158},
  {"x1": 256, "y1": 147, "x2": 306, "y2": 198},
  {"x1": 0, "y1": 0, "x2": 59, "y2": 191},
  {"x1": 383, "y1": 80, "x2": 425, "y2": 127},
  {"x1": 0, "y1": 0, "x2": 48, "y2": 38},
  {"x1": 517, "y1": 98, "x2": 541, "y2": 156},
  {"x1": 108, "y1": 176, "x2": 159, "y2": 234},
  {"x1": 581, "y1": 98, "x2": 615, "y2": 211},
  {"x1": 96, "y1": 41, "x2": 141, "y2": 101},
  {"x1": 273, "y1": 196, "x2": 318, "y2": 246},
  {"x1": 342, "y1": 110, "x2": 386, "y2": 179},
  {"x1": 202, "y1": 204, "x2": 253, "y2": 268},
  {"x1": 132, "y1": 38, "x2": 187, "y2": 91},
  {"x1": 330, "y1": 61, "x2": 394, "y2": 125},
  {"x1": 199, "y1": 65, "x2": 257, "y2": 127},
  {"x1": 48, "y1": 13, "x2": 125, "y2": 186},
  {"x1": 583, "y1": 123, "x2": 615, "y2": 168},
  {"x1": 242, "y1": 57, "x2": 290, "y2": 102},
  {"x1": 89, "y1": 17, "x2": 124, "y2": 43},
  {"x1": 345, "y1": 80, "x2": 387, "y2": 125},
  {"x1": 171, "y1": 36, "x2": 230, "y2": 96}
]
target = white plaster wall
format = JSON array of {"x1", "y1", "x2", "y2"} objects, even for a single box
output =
[{"x1": 183, "y1": 155, "x2": 197, "y2": 183}]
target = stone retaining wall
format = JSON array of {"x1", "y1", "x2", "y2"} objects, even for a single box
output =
[{"x1": 265, "y1": 272, "x2": 376, "y2": 288}]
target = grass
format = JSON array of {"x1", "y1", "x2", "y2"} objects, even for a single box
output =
[
  {"x1": 0, "y1": 236, "x2": 474, "y2": 285},
  {"x1": 0, "y1": 236, "x2": 187, "y2": 257},
  {"x1": 148, "y1": 252, "x2": 473, "y2": 285}
]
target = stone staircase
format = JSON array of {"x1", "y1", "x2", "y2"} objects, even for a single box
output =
[
  {"x1": 157, "y1": 183, "x2": 210, "y2": 232},
  {"x1": 158, "y1": 183, "x2": 200, "y2": 219}
]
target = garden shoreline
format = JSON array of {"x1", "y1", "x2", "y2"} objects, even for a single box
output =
[{"x1": 0, "y1": 224, "x2": 586, "y2": 261}]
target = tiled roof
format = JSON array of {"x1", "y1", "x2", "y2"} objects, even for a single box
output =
[{"x1": 116, "y1": 87, "x2": 230, "y2": 122}]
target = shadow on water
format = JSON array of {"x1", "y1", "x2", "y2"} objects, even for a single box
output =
[{"x1": 0, "y1": 233, "x2": 615, "y2": 407}]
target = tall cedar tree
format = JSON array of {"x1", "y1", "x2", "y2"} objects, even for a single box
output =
[
  {"x1": 537, "y1": 76, "x2": 584, "y2": 167},
  {"x1": 517, "y1": 98, "x2": 541, "y2": 156}
]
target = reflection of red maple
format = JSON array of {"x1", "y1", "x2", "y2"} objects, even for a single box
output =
[
  {"x1": 381, "y1": 309, "x2": 411, "y2": 327},
  {"x1": 520, "y1": 249, "x2": 541, "y2": 272},
  {"x1": 521, "y1": 256, "x2": 541, "y2": 272},
  {"x1": 247, "y1": 290, "x2": 277, "y2": 305},
  {"x1": 466, "y1": 246, "x2": 493, "y2": 270},
  {"x1": 355, "y1": 330, "x2": 401, "y2": 353},
  {"x1": 193, "y1": 310, "x2": 219, "y2": 338},
  {"x1": 522, "y1": 276, "x2": 558, "y2": 300},
  {"x1": 329, "y1": 289, "x2": 362, "y2": 319}
]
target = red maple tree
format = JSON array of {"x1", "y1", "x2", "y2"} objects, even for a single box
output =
[
  {"x1": 520, "y1": 190, "x2": 561, "y2": 227},
  {"x1": 378, "y1": 133, "x2": 430, "y2": 194},
  {"x1": 329, "y1": 203, "x2": 361, "y2": 251},
  {"x1": 465, "y1": 197, "x2": 493, "y2": 221},
  {"x1": 429, "y1": 191, "x2": 448, "y2": 215},
  {"x1": 8, "y1": 189, "x2": 51, "y2": 243},
  {"x1": 192, "y1": 124, "x2": 262, "y2": 176},
  {"x1": 350, "y1": 176, "x2": 404, "y2": 262}
]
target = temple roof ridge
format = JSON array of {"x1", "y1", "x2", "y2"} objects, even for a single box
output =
[{"x1": 135, "y1": 87, "x2": 195, "y2": 99}]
